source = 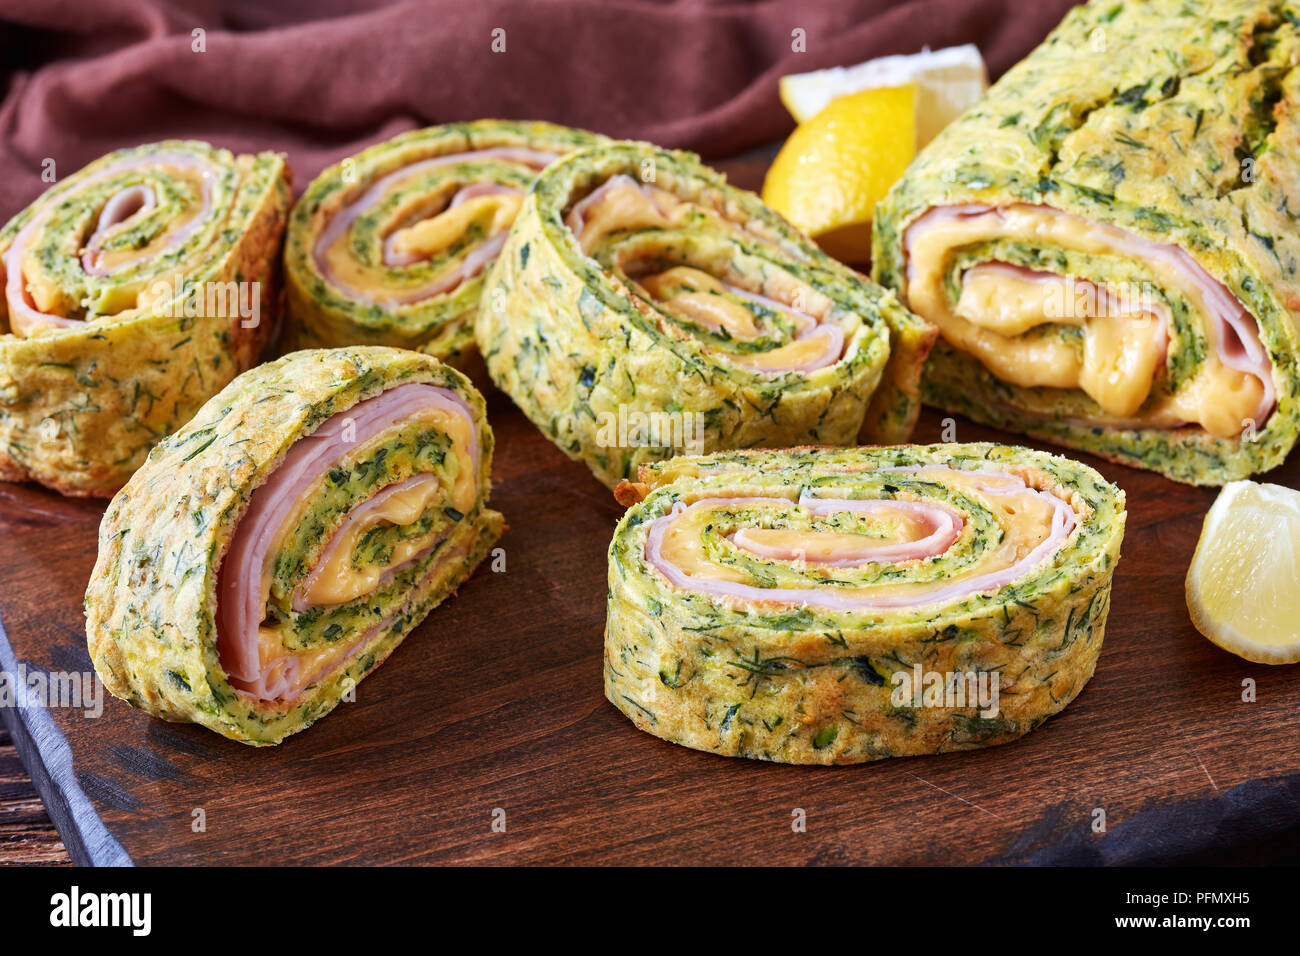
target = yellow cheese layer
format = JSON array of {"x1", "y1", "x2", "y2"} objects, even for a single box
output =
[
  {"x1": 638, "y1": 267, "x2": 761, "y2": 339},
  {"x1": 321, "y1": 181, "x2": 520, "y2": 298},
  {"x1": 906, "y1": 205, "x2": 1264, "y2": 437},
  {"x1": 303, "y1": 475, "x2": 445, "y2": 607},
  {"x1": 954, "y1": 267, "x2": 1167, "y2": 417},
  {"x1": 658, "y1": 466, "x2": 1062, "y2": 603},
  {"x1": 737, "y1": 332, "x2": 840, "y2": 372},
  {"x1": 247, "y1": 404, "x2": 476, "y2": 693},
  {"x1": 386, "y1": 192, "x2": 521, "y2": 264}
]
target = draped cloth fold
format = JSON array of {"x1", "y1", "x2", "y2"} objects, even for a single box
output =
[{"x1": 0, "y1": 0, "x2": 1078, "y2": 208}]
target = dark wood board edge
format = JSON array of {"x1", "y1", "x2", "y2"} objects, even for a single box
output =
[
  {"x1": 0, "y1": 728, "x2": 69, "y2": 865},
  {"x1": 0, "y1": 615, "x2": 133, "y2": 867}
]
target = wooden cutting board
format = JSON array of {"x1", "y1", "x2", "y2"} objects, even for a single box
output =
[{"x1": 2, "y1": 157, "x2": 1298, "y2": 866}]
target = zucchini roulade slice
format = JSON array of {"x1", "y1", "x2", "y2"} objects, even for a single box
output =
[
  {"x1": 606, "y1": 443, "x2": 1125, "y2": 764},
  {"x1": 0, "y1": 140, "x2": 290, "y2": 496},
  {"x1": 873, "y1": 0, "x2": 1300, "y2": 485},
  {"x1": 476, "y1": 141, "x2": 935, "y2": 489},
  {"x1": 284, "y1": 120, "x2": 605, "y2": 359},
  {"x1": 85, "y1": 347, "x2": 503, "y2": 745}
]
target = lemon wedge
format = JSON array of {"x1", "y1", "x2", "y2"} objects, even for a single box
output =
[
  {"x1": 779, "y1": 44, "x2": 987, "y2": 148},
  {"x1": 1186, "y1": 479, "x2": 1300, "y2": 664},
  {"x1": 761, "y1": 85, "x2": 916, "y2": 265}
]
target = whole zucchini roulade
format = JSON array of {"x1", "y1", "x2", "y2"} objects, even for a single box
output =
[
  {"x1": 605, "y1": 444, "x2": 1125, "y2": 764},
  {"x1": 284, "y1": 121, "x2": 604, "y2": 359},
  {"x1": 874, "y1": 0, "x2": 1300, "y2": 485},
  {"x1": 85, "y1": 347, "x2": 503, "y2": 745},
  {"x1": 0, "y1": 141, "x2": 290, "y2": 496},
  {"x1": 477, "y1": 141, "x2": 934, "y2": 489}
]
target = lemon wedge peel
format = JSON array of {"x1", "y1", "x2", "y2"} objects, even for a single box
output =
[
  {"x1": 1185, "y1": 479, "x2": 1300, "y2": 665},
  {"x1": 761, "y1": 85, "x2": 917, "y2": 263}
]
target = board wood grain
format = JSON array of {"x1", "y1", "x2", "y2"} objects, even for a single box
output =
[
  {"x1": 1, "y1": 155, "x2": 1297, "y2": 866},
  {"x1": 0, "y1": 729, "x2": 69, "y2": 865}
]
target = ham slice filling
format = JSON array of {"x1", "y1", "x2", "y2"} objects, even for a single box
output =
[
  {"x1": 4, "y1": 152, "x2": 219, "y2": 337},
  {"x1": 644, "y1": 466, "x2": 1076, "y2": 611},
  {"x1": 567, "y1": 175, "x2": 845, "y2": 373},
  {"x1": 903, "y1": 203, "x2": 1275, "y2": 435},
  {"x1": 313, "y1": 147, "x2": 559, "y2": 305},
  {"x1": 216, "y1": 383, "x2": 479, "y2": 702}
]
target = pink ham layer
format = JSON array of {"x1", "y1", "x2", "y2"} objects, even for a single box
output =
[
  {"x1": 81, "y1": 185, "x2": 157, "y2": 275},
  {"x1": 381, "y1": 182, "x2": 518, "y2": 267},
  {"x1": 215, "y1": 382, "x2": 478, "y2": 702},
  {"x1": 566, "y1": 174, "x2": 845, "y2": 374},
  {"x1": 731, "y1": 495, "x2": 963, "y2": 567},
  {"x1": 903, "y1": 203, "x2": 1276, "y2": 427},
  {"x1": 4, "y1": 151, "x2": 219, "y2": 336},
  {"x1": 644, "y1": 466, "x2": 1076, "y2": 612},
  {"x1": 718, "y1": 280, "x2": 845, "y2": 374},
  {"x1": 313, "y1": 147, "x2": 559, "y2": 306}
]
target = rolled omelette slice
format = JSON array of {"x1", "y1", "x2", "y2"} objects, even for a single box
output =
[
  {"x1": 873, "y1": 0, "x2": 1300, "y2": 485},
  {"x1": 284, "y1": 120, "x2": 606, "y2": 360},
  {"x1": 476, "y1": 140, "x2": 935, "y2": 489},
  {"x1": 606, "y1": 443, "x2": 1125, "y2": 764},
  {"x1": 85, "y1": 347, "x2": 504, "y2": 745},
  {"x1": 0, "y1": 140, "x2": 290, "y2": 496}
]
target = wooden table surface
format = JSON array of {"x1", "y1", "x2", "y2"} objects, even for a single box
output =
[
  {"x1": 1, "y1": 155, "x2": 1297, "y2": 866},
  {"x1": 0, "y1": 728, "x2": 68, "y2": 865}
]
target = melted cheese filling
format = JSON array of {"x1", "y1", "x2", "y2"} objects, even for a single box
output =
[
  {"x1": 303, "y1": 476, "x2": 445, "y2": 607},
  {"x1": 905, "y1": 205, "x2": 1266, "y2": 437},
  {"x1": 73, "y1": 166, "x2": 209, "y2": 278},
  {"x1": 657, "y1": 466, "x2": 1064, "y2": 604},
  {"x1": 954, "y1": 264, "x2": 1168, "y2": 417},
  {"x1": 632, "y1": 265, "x2": 837, "y2": 372},
  {"x1": 252, "y1": 406, "x2": 476, "y2": 681}
]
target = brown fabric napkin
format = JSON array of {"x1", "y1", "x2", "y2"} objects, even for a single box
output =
[{"x1": 0, "y1": 0, "x2": 1078, "y2": 212}]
